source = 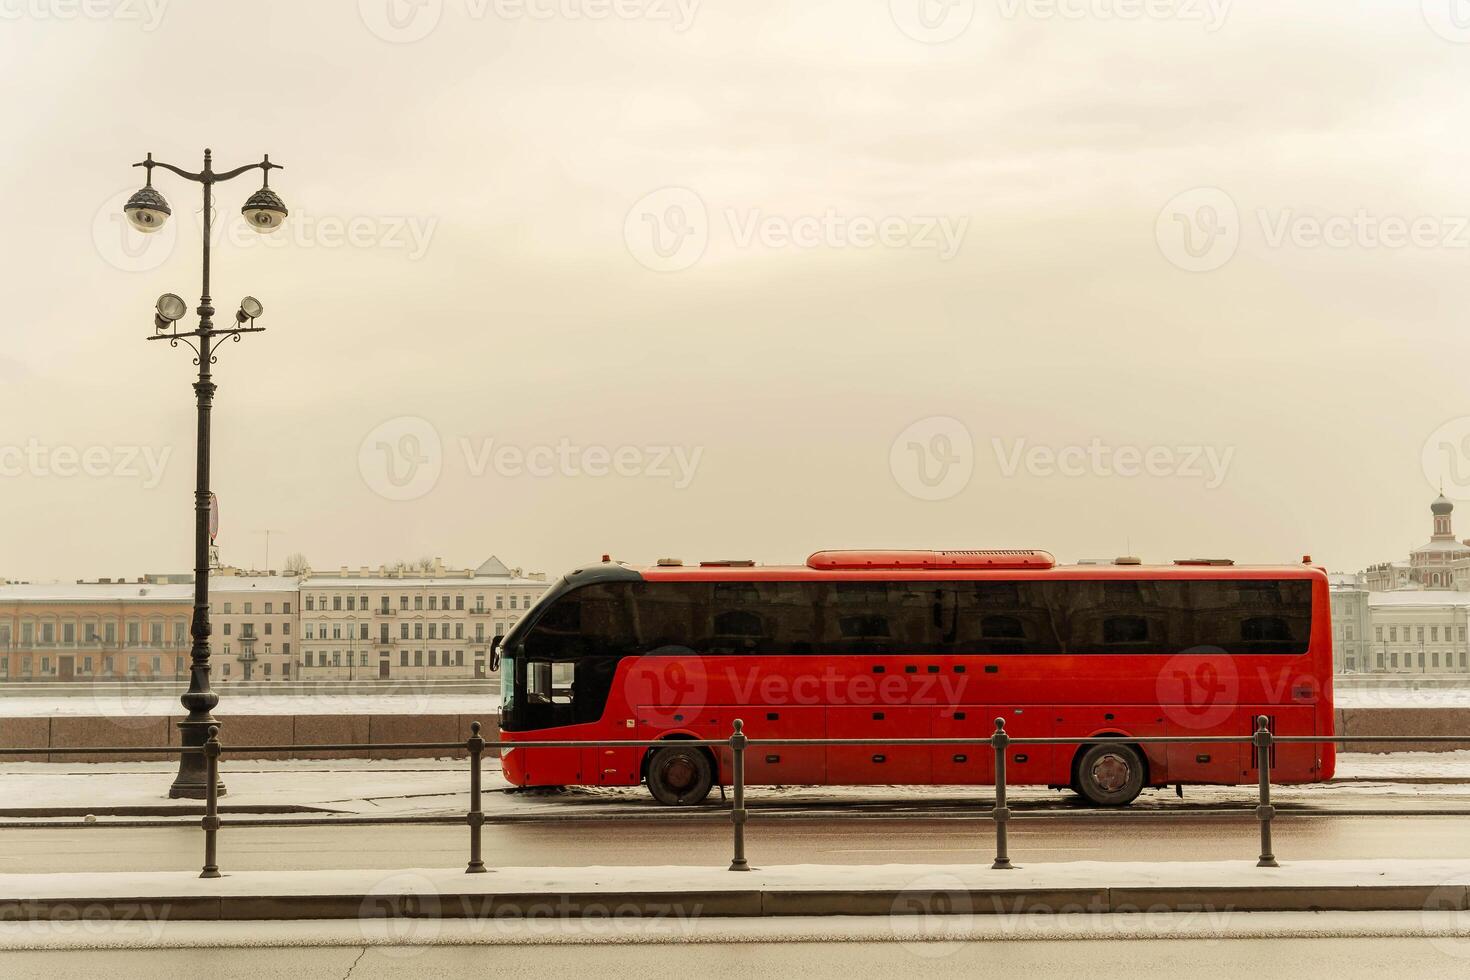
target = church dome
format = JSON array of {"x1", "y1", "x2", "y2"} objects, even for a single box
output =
[{"x1": 1433, "y1": 494, "x2": 1454, "y2": 516}]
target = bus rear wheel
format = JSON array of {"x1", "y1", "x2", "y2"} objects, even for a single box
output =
[
  {"x1": 646, "y1": 744, "x2": 713, "y2": 806},
  {"x1": 1075, "y1": 743, "x2": 1145, "y2": 807}
]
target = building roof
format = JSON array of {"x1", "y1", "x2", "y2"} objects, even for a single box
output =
[
  {"x1": 0, "y1": 582, "x2": 194, "y2": 603},
  {"x1": 208, "y1": 576, "x2": 301, "y2": 593},
  {"x1": 299, "y1": 575, "x2": 546, "y2": 589},
  {"x1": 1368, "y1": 590, "x2": 1470, "y2": 608}
]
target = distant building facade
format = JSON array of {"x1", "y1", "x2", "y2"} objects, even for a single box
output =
[
  {"x1": 0, "y1": 581, "x2": 192, "y2": 681},
  {"x1": 209, "y1": 572, "x2": 300, "y2": 683},
  {"x1": 0, "y1": 556, "x2": 546, "y2": 683},
  {"x1": 297, "y1": 557, "x2": 549, "y2": 680},
  {"x1": 1330, "y1": 492, "x2": 1470, "y2": 673}
]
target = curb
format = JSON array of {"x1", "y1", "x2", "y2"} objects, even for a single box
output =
[{"x1": 3, "y1": 882, "x2": 1467, "y2": 921}]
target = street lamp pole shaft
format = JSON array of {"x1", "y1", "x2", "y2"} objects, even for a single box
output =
[{"x1": 170, "y1": 150, "x2": 224, "y2": 800}]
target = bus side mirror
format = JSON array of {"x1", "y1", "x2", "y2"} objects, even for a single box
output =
[{"x1": 490, "y1": 635, "x2": 503, "y2": 672}]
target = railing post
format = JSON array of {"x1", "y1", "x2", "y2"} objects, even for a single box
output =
[
  {"x1": 466, "y1": 720, "x2": 487, "y2": 874},
  {"x1": 729, "y1": 718, "x2": 750, "y2": 871},
  {"x1": 1254, "y1": 714, "x2": 1279, "y2": 868},
  {"x1": 199, "y1": 725, "x2": 221, "y2": 879},
  {"x1": 991, "y1": 717, "x2": 1013, "y2": 870}
]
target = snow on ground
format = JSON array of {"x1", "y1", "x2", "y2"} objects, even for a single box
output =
[
  {"x1": 6, "y1": 753, "x2": 1470, "y2": 818},
  {"x1": 1337, "y1": 687, "x2": 1470, "y2": 709},
  {"x1": 4, "y1": 858, "x2": 1470, "y2": 899}
]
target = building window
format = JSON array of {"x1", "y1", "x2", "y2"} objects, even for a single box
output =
[
  {"x1": 333, "y1": 596, "x2": 342, "y2": 611},
  {"x1": 306, "y1": 596, "x2": 315, "y2": 611},
  {"x1": 456, "y1": 596, "x2": 465, "y2": 610},
  {"x1": 284, "y1": 601, "x2": 292, "y2": 614},
  {"x1": 429, "y1": 596, "x2": 438, "y2": 611}
]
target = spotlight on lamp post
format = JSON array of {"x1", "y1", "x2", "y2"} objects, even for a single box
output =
[{"x1": 128, "y1": 148, "x2": 288, "y2": 799}]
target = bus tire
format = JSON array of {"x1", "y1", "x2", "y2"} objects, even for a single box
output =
[
  {"x1": 646, "y1": 744, "x2": 713, "y2": 806},
  {"x1": 1075, "y1": 743, "x2": 1145, "y2": 807}
]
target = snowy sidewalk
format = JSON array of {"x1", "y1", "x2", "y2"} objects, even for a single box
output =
[
  {"x1": 6, "y1": 752, "x2": 1470, "y2": 819},
  {"x1": 2, "y1": 860, "x2": 1470, "y2": 922}
]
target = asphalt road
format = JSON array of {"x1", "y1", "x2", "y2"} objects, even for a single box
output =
[{"x1": 3, "y1": 810, "x2": 1470, "y2": 873}]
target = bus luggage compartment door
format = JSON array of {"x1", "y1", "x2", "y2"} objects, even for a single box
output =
[
  {"x1": 827, "y1": 706, "x2": 931, "y2": 785},
  {"x1": 931, "y1": 707, "x2": 996, "y2": 785},
  {"x1": 739, "y1": 706, "x2": 826, "y2": 786}
]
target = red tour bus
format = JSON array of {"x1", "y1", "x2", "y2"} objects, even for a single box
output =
[{"x1": 496, "y1": 550, "x2": 1334, "y2": 806}]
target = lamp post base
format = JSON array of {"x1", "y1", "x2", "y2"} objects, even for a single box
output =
[{"x1": 169, "y1": 718, "x2": 226, "y2": 799}]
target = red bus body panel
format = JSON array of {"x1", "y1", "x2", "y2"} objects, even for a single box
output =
[{"x1": 500, "y1": 562, "x2": 1335, "y2": 792}]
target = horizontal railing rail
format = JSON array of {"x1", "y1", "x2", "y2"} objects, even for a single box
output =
[{"x1": 5, "y1": 719, "x2": 1470, "y2": 878}]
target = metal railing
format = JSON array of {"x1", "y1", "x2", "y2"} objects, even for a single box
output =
[{"x1": 4, "y1": 717, "x2": 1470, "y2": 879}]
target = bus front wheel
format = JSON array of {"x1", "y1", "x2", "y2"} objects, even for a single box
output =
[
  {"x1": 646, "y1": 744, "x2": 713, "y2": 806},
  {"x1": 1075, "y1": 743, "x2": 1145, "y2": 807}
]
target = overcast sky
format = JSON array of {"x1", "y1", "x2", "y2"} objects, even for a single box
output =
[{"x1": 2, "y1": 0, "x2": 1469, "y2": 582}]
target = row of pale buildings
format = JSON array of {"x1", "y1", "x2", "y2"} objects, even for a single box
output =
[
  {"x1": 0, "y1": 557, "x2": 549, "y2": 683},
  {"x1": 1330, "y1": 493, "x2": 1470, "y2": 674}
]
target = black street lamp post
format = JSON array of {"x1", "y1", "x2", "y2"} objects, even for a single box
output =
[{"x1": 125, "y1": 148, "x2": 288, "y2": 799}]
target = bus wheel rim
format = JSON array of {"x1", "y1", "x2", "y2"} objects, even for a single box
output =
[
  {"x1": 1092, "y1": 753, "x2": 1131, "y2": 793},
  {"x1": 663, "y1": 757, "x2": 696, "y2": 789}
]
